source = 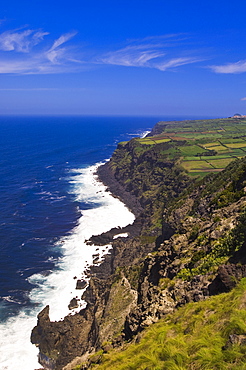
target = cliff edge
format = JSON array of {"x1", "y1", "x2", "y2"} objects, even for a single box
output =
[{"x1": 31, "y1": 118, "x2": 246, "y2": 369}]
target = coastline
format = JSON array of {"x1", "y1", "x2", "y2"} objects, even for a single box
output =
[
  {"x1": 30, "y1": 163, "x2": 139, "y2": 369},
  {"x1": 31, "y1": 162, "x2": 152, "y2": 370},
  {"x1": 97, "y1": 161, "x2": 143, "y2": 217},
  {"x1": 0, "y1": 116, "x2": 156, "y2": 370},
  {"x1": 28, "y1": 117, "x2": 246, "y2": 370},
  {"x1": 0, "y1": 163, "x2": 136, "y2": 370}
]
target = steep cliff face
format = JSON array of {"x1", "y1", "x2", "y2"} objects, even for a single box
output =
[
  {"x1": 98, "y1": 138, "x2": 192, "y2": 236},
  {"x1": 31, "y1": 127, "x2": 246, "y2": 370},
  {"x1": 123, "y1": 157, "x2": 246, "y2": 336}
]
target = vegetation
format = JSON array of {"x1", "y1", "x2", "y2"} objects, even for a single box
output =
[
  {"x1": 87, "y1": 119, "x2": 246, "y2": 369},
  {"x1": 109, "y1": 138, "x2": 192, "y2": 232},
  {"x1": 177, "y1": 210, "x2": 246, "y2": 280},
  {"x1": 137, "y1": 118, "x2": 246, "y2": 175},
  {"x1": 109, "y1": 118, "x2": 246, "y2": 232},
  {"x1": 89, "y1": 279, "x2": 246, "y2": 370},
  {"x1": 31, "y1": 118, "x2": 246, "y2": 370}
]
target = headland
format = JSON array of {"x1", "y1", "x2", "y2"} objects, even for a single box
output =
[{"x1": 32, "y1": 117, "x2": 246, "y2": 369}]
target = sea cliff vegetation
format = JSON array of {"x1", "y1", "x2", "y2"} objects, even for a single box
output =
[
  {"x1": 91, "y1": 278, "x2": 246, "y2": 370},
  {"x1": 32, "y1": 117, "x2": 246, "y2": 370}
]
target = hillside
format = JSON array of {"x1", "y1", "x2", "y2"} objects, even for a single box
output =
[
  {"x1": 31, "y1": 118, "x2": 246, "y2": 370},
  {"x1": 91, "y1": 279, "x2": 246, "y2": 370}
]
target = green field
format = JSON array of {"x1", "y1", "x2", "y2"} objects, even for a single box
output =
[
  {"x1": 224, "y1": 142, "x2": 246, "y2": 148},
  {"x1": 179, "y1": 145, "x2": 206, "y2": 156},
  {"x1": 135, "y1": 117, "x2": 246, "y2": 177},
  {"x1": 182, "y1": 160, "x2": 214, "y2": 171},
  {"x1": 207, "y1": 157, "x2": 235, "y2": 169},
  {"x1": 139, "y1": 137, "x2": 171, "y2": 145},
  {"x1": 203, "y1": 143, "x2": 228, "y2": 151},
  {"x1": 203, "y1": 141, "x2": 223, "y2": 147}
]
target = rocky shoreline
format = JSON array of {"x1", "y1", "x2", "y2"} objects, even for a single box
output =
[
  {"x1": 31, "y1": 128, "x2": 246, "y2": 370},
  {"x1": 31, "y1": 160, "x2": 149, "y2": 370},
  {"x1": 97, "y1": 162, "x2": 143, "y2": 217}
]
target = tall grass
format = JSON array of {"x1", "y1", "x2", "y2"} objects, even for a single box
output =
[{"x1": 88, "y1": 279, "x2": 246, "y2": 370}]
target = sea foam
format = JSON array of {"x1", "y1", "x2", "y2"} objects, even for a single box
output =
[{"x1": 0, "y1": 163, "x2": 135, "y2": 370}]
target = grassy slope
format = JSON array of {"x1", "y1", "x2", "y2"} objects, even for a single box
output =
[{"x1": 92, "y1": 279, "x2": 246, "y2": 370}]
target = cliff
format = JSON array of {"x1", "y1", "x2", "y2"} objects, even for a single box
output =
[{"x1": 31, "y1": 118, "x2": 246, "y2": 369}]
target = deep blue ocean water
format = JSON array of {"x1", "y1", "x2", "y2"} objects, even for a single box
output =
[
  {"x1": 0, "y1": 115, "x2": 158, "y2": 322},
  {"x1": 0, "y1": 115, "x2": 207, "y2": 369}
]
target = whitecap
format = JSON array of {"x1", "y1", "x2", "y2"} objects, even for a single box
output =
[
  {"x1": 0, "y1": 162, "x2": 134, "y2": 369},
  {"x1": 113, "y1": 232, "x2": 129, "y2": 239}
]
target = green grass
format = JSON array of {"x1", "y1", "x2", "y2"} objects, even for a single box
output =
[
  {"x1": 204, "y1": 145, "x2": 228, "y2": 152},
  {"x1": 201, "y1": 154, "x2": 233, "y2": 160},
  {"x1": 207, "y1": 157, "x2": 235, "y2": 169},
  {"x1": 138, "y1": 137, "x2": 171, "y2": 145},
  {"x1": 203, "y1": 142, "x2": 224, "y2": 147},
  {"x1": 182, "y1": 160, "x2": 214, "y2": 171},
  {"x1": 90, "y1": 279, "x2": 246, "y2": 370},
  {"x1": 182, "y1": 156, "x2": 203, "y2": 161},
  {"x1": 225, "y1": 143, "x2": 246, "y2": 148},
  {"x1": 179, "y1": 145, "x2": 207, "y2": 156},
  {"x1": 181, "y1": 133, "x2": 223, "y2": 140}
]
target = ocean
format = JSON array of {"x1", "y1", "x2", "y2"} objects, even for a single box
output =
[
  {"x1": 0, "y1": 115, "x2": 203, "y2": 369},
  {"x1": 0, "y1": 115, "x2": 159, "y2": 369}
]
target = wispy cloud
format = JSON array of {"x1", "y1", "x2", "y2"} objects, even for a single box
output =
[
  {"x1": 46, "y1": 32, "x2": 77, "y2": 63},
  {"x1": 0, "y1": 27, "x2": 80, "y2": 74},
  {"x1": 210, "y1": 60, "x2": 246, "y2": 74},
  {"x1": 101, "y1": 44, "x2": 165, "y2": 67},
  {"x1": 156, "y1": 57, "x2": 201, "y2": 71},
  {"x1": 0, "y1": 30, "x2": 204, "y2": 74},
  {"x1": 99, "y1": 35, "x2": 203, "y2": 71},
  {"x1": 0, "y1": 28, "x2": 49, "y2": 52},
  {"x1": 241, "y1": 97, "x2": 246, "y2": 101}
]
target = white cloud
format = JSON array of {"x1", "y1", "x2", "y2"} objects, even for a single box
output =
[
  {"x1": 101, "y1": 44, "x2": 165, "y2": 67},
  {"x1": 241, "y1": 97, "x2": 246, "y2": 101},
  {"x1": 210, "y1": 60, "x2": 246, "y2": 74},
  {"x1": 50, "y1": 32, "x2": 77, "y2": 51},
  {"x1": 0, "y1": 29, "x2": 49, "y2": 52},
  {"x1": 0, "y1": 30, "x2": 202, "y2": 74},
  {"x1": 0, "y1": 28, "x2": 81, "y2": 74},
  {"x1": 99, "y1": 36, "x2": 203, "y2": 71},
  {"x1": 46, "y1": 32, "x2": 77, "y2": 63},
  {"x1": 46, "y1": 47, "x2": 66, "y2": 64},
  {"x1": 156, "y1": 57, "x2": 201, "y2": 71},
  {"x1": 0, "y1": 59, "x2": 36, "y2": 74}
]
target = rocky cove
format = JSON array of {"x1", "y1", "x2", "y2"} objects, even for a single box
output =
[{"x1": 31, "y1": 119, "x2": 246, "y2": 370}]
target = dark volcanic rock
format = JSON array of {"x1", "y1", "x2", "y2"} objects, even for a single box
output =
[
  {"x1": 209, "y1": 263, "x2": 246, "y2": 295},
  {"x1": 31, "y1": 281, "x2": 108, "y2": 370},
  {"x1": 68, "y1": 298, "x2": 79, "y2": 310},
  {"x1": 76, "y1": 279, "x2": 87, "y2": 290},
  {"x1": 97, "y1": 162, "x2": 143, "y2": 217},
  {"x1": 209, "y1": 241, "x2": 246, "y2": 295},
  {"x1": 89, "y1": 220, "x2": 142, "y2": 246}
]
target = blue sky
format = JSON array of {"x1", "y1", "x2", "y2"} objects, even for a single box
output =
[{"x1": 0, "y1": 0, "x2": 246, "y2": 116}]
